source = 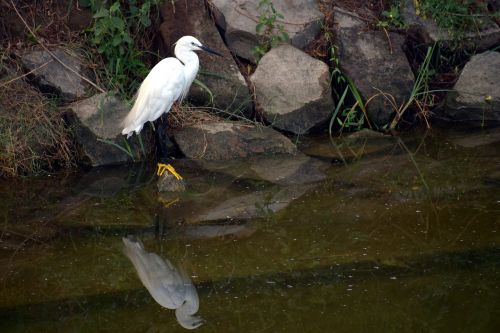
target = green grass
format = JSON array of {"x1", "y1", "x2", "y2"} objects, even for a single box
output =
[{"x1": 421, "y1": 0, "x2": 499, "y2": 41}]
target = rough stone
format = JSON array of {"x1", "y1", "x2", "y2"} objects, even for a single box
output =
[
  {"x1": 298, "y1": 129, "x2": 397, "y2": 162},
  {"x1": 191, "y1": 184, "x2": 313, "y2": 222},
  {"x1": 251, "y1": 45, "x2": 333, "y2": 134},
  {"x1": 334, "y1": 7, "x2": 415, "y2": 128},
  {"x1": 183, "y1": 224, "x2": 256, "y2": 239},
  {"x1": 210, "y1": 0, "x2": 323, "y2": 62},
  {"x1": 20, "y1": 47, "x2": 91, "y2": 102},
  {"x1": 193, "y1": 153, "x2": 327, "y2": 186},
  {"x1": 445, "y1": 51, "x2": 500, "y2": 126},
  {"x1": 65, "y1": 93, "x2": 154, "y2": 167},
  {"x1": 401, "y1": 0, "x2": 500, "y2": 51},
  {"x1": 157, "y1": 171, "x2": 187, "y2": 193},
  {"x1": 173, "y1": 121, "x2": 297, "y2": 160},
  {"x1": 159, "y1": 0, "x2": 252, "y2": 117},
  {"x1": 449, "y1": 128, "x2": 500, "y2": 148}
]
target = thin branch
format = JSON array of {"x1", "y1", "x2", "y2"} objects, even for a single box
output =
[{"x1": 0, "y1": 61, "x2": 50, "y2": 88}]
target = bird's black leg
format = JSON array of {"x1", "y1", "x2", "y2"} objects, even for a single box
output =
[
  {"x1": 156, "y1": 115, "x2": 169, "y2": 162},
  {"x1": 155, "y1": 115, "x2": 183, "y2": 180}
]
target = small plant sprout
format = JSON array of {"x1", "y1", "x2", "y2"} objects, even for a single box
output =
[{"x1": 253, "y1": 0, "x2": 290, "y2": 62}]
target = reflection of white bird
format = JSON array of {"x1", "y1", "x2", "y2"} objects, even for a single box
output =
[{"x1": 122, "y1": 236, "x2": 203, "y2": 330}]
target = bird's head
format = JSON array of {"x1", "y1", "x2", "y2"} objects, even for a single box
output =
[{"x1": 174, "y1": 36, "x2": 223, "y2": 57}]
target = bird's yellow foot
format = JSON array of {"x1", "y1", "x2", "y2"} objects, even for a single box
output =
[{"x1": 157, "y1": 163, "x2": 183, "y2": 180}]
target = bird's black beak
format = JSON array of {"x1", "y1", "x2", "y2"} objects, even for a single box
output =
[{"x1": 199, "y1": 44, "x2": 223, "y2": 57}]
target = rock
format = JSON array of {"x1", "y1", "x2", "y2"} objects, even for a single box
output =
[
  {"x1": 157, "y1": 171, "x2": 187, "y2": 192},
  {"x1": 210, "y1": 0, "x2": 323, "y2": 62},
  {"x1": 251, "y1": 45, "x2": 333, "y2": 134},
  {"x1": 449, "y1": 128, "x2": 500, "y2": 148},
  {"x1": 184, "y1": 224, "x2": 256, "y2": 239},
  {"x1": 173, "y1": 121, "x2": 297, "y2": 160},
  {"x1": 298, "y1": 129, "x2": 396, "y2": 162},
  {"x1": 191, "y1": 184, "x2": 313, "y2": 222},
  {"x1": 444, "y1": 51, "x2": 500, "y2": 126},
  {"x1": 159, "y1": 0, "x2": 252, "y2": 117},
  {"x1": 65, "y1": 93, "x2": 154, "y2": 167},
  {"x1": 401, "y1": 0, "x2": 500, "y2": 51},
  {"x1": 195, "y1": 153, "x2": 327, "y2": 185},
  {"x1": 333, "y1": 7, "x2": 415, "y2": 128},
  {"x1": 20, "y1": 47, "x2": 91, "y2": 102}
]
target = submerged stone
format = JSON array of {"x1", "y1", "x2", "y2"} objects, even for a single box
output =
[
  {"x1": 194, "y1": 153, "x2": 327, "y2": 186},
  {"x1": 191, "y1": 184, "x2": 313, "y2": 222}
]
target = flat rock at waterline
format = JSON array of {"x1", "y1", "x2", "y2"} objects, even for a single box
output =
[
  {"x1": 251, "y1": 45, "x2": 333, "y2": 135},
  {"x1": 444, "y1": 51, "x2": 500, "y2": 126},
  {"x1": 449, "y1": 128, "x2": 500, "y2": 148},
  {"x1": 65, "y1": 93, "x2": 154, "y2": 167},
  {"x1": 173, "y1": 121, "x2": 297, "y2": 160},
  {"x1": 210, "y1": 0, "x2": 323, "y2": 63},
  {"x1": 299, "y1": 129, "x2": 397, "y2": 162},
  {"x1": 191, "y1": 184, "x2": 313, "y2": 223},
  {"x1": 333, "y1": 7, "x2": 415, "y2": 128},
  {"x1": 159, "y1": 0, "x2": 252, "y2": 117},
  {"x1": 20, "y1": 47, "x2": 90, "y2": 102},
  {"x1": 194, "y1": 153, "x2": 327, "y2": 186}
]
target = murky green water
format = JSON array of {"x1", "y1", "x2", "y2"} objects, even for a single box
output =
[{"x1": 1, "y1": 129, "x2": 499, "y2": 332}]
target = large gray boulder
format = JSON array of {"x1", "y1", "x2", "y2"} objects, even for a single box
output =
[
  {"x1": 210, "y1": 0, "x2": 323, "y2": 62},
  {"x1": 159, "y1": 0, "x2": 252, "y2": 117},
  {"x1": 173, "y1": 120, "x2": 297, "y2": 160},
  {"x1": 20, "y1": 47, "x2": 91, "y2": 102},
  {"x1": 65, "y1": 93, "x2": 154, "y2": 167},
  {"x1": 444, "y1": 51, "x2": 500, "y2": 126},
  {"x1": 251, "y1": 45, "x2": 333, "y2": 134},
  {"x1": 334, "y1": 7, "x2": 415, "y2": 128}
]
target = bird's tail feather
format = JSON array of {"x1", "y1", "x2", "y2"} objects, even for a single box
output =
[{"x1": 122, "y1": 80, "x2": 150, "y2": 137}]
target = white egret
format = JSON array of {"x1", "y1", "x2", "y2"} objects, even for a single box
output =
[
  {"x1": 122, "y1": 236, "x2": 203, "y2": 330},
  {"x1": 121, "y1": 36, "x2": 222, "y2": 178}
]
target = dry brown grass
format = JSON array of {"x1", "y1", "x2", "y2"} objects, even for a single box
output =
[
  {"x1": 167, "y1": 104, "x2": 223, "y2": 130},
  {"x1": 0, "y1": 65, "x2": 76, "y2": 177}
]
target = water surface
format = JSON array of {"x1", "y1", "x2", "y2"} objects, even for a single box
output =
[{"x1": 1, "y1": 129, "x2": 499, "y2": 332}]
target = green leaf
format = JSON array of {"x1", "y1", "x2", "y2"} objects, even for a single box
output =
[
  {"x1": 109, "y1": 2, "x2": 120, "y2": 13},
  {"x1": 93, "y1": 8, "x2": 109, "y2": 19},
  {"x1": 109, "y1": 16, "x2": 125, "y2": 30},
  {"x1": 256, "y1": 22, "x2": 264, "y2": 33},
  {"x1": 112, "y1": 35, "x2": 122, "y2": 46},
  {"x1": 140, "y1": 15, "x2": 151, "y2": 27}
]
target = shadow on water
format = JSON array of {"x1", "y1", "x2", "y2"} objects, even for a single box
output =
[{"x1": 0, "y1": 128, "x2": 500, "y2": 332}]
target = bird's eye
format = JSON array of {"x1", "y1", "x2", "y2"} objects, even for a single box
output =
[{"x1": 191, "y1": 42, "x2": 196, "y2": 45}]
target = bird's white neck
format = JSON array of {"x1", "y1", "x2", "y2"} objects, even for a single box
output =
[{"x1": 175, "y1": 49, "x2": 200, "y2": 87}]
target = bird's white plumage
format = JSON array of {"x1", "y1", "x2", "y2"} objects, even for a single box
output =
[{"x1": 122, "y1": 36, "x2": 205, "y2": 138}]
